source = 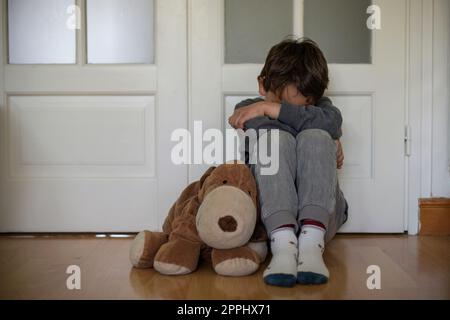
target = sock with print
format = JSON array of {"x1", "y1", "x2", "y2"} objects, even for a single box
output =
[
  {"x1": 297, "y1": 220, "x2": 329, "y2": 284},
  {"x1": 263, "y1": 225, "x2": 298, "y2": 287}
]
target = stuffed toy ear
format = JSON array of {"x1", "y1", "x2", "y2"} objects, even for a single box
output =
[{"x1": 199, "y1": 166, "x2": 216, "y2": 186}]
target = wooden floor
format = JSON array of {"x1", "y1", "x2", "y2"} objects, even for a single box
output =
[{"x1": 0, "y1": 234, "x2": 448, "y2": 300}]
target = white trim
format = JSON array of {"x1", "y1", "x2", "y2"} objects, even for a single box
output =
[
  {"x1": 406, "y1": 0, "x2": 424, "y2": 235},
  {"x1": 293, "y1": 0, "x2": 304, "y2": 38},
  {"x1": 188, "y1": 0, "x2": 223, "y2": 182},
  {"x1": 155, "y1": 0, "x2": 189, "y2": 229},
  {"x1": 0, "y1": 0, "x2": 5, "y2": 217},
  {"x1": 403, "y1": 0, "x2": 410, "y2": 231},
  {"x1": 431, "y1": 0, "x2": 450, "y2": 196},
  {"x1": 421, "y1": 0, "x2": 434, "y2": 197},
  {"x1": 75, "y1": 0, "x2": 84, "y2": 65}
]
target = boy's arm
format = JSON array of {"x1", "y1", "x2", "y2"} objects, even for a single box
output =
[
  {"x1": 235, "y1": 98, "x2": 263, "y2": 110},
  {"x1": 233, "y1": 97, "x2": 345, "y2": 168},
  {"x1": 234, "y1": 97, "x2": 270, "y2": 130},
  {"x1": 266, "y1": 97, "x2": 343, "y2": 140}
]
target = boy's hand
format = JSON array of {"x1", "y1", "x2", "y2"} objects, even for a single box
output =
[
  {"x1": 228, "y1": 102, "x2": 265, "y2": 129},
  {"x1": 336, "y1": 139, "x2": 344, "y2": 169},
  {"x1": 228, "y1": 101, "x2": 281, "y2": 129}
]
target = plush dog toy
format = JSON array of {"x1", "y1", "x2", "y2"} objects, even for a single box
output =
[{"x1": 130, "y1": 162, "x2": 267, "y2": 276}]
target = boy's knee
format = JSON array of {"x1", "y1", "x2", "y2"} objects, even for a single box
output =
[
  {"x1": 296, "y1": 129, "x2": 336, "y2": 157},
  {"x1": 278, "y1": 130, "x2": 296, "y2": 147},
  {"x1": 278, "y1": 131, "x2": 297, "y2": 160},
  {"x1": 260, "y1": 129, "x2": 295, "y2": 152},
  {"x1": 296, "y1": 129, "x2": 333, "y2": 146}
]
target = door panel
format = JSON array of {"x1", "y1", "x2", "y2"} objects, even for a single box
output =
[
  {"x1": 329, "y1": 95, "x2": 373, "y2": 180},
  {"x1": 8, "y1": 95, "x2": 155, "y2": 178}
]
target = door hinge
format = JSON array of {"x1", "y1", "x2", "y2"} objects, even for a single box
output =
[{"x1": 404, "y1": 125, "x2": 411, "y2": 157}]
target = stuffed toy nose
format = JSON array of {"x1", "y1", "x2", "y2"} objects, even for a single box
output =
[
  {"x1": 218, "y1": 215, "x2": 237, "y2": 232},
  {"x1": 196, "y1": 185, "x2": 256, "y2": 249}
]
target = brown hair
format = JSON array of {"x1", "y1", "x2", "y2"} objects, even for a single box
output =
[{"x1": 258, "y1": 38, "x2": 329, "y2": 103}]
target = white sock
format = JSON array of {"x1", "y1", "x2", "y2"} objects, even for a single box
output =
[
  {"x1": 263, "y1": 228, "x2": 298, "y2": 287},
  {"x1": 297, "y1": 225, "x2": 329, "y2": 284}
]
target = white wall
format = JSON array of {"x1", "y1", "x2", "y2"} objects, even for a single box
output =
[{"x1": 432, "y1": 0, "x2": 450, "y2": 197}]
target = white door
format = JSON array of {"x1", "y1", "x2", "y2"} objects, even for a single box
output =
[
  {"x1": 189, "y1": 0, "x2": 406, "y2": 232},
  {"x1": 0, "y1": 0, "x2": 188, "y2": 232}
]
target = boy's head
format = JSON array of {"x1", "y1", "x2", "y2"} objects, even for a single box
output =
[{"x1": 258, "y1": 38, "x2": 329, "y2": 105}]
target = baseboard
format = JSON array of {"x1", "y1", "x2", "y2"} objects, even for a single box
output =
[{"x1": 419, "y1": 198, "x2": 450, "y2": 235}]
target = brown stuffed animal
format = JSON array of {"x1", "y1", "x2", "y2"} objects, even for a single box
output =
[{"x1": 130, "y1": 162, "x2": 267, "y2": 276}]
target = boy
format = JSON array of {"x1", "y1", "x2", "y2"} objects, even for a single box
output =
[{"x1": 228, "y1": 38, "x2": 348, "y2": 287}]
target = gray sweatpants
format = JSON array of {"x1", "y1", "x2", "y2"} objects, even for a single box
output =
[{"x1": 250, "y1": 129, "x2": 348, "y2": 243}]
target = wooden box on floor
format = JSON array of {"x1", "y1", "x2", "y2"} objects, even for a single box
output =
[{"x1": 419, "y1": 198, "x2": 450, "y2": 235}]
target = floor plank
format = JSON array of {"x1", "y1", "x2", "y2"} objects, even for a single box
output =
[{"x1": 0, "y1": 234, "x2": 448, "y2": 299}]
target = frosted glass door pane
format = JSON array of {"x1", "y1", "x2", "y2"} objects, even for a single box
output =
[
  {"x1": 225, "y1": 0, "x2": 293, "y2": 64},
  {"x1": 8, "y1": 0, "x2": 76, "y2": 64},
  {"x1": 87, "y1": 0, "x2": 154, "y2": 64},
  {"x1": 304, "y1": 0, "x2": 371, "y2": 63}
]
